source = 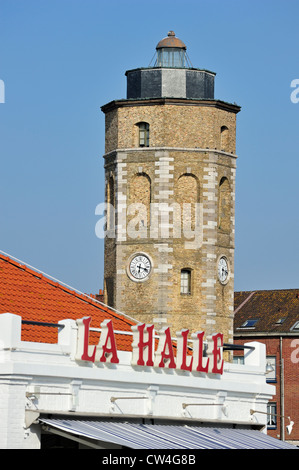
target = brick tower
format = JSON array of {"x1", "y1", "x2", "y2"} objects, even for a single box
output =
[{"x1": 101, "y1": 31, "x2": 240, "y2": 343}]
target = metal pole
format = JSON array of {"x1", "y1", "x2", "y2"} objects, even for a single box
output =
[{"x1": 280, "y1": 336, "x2": 285, "y2": 441}]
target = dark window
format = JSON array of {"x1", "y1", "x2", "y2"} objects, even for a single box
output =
[
  {"x1": 138, "y1": 122, "x2": 149, "y2": 147},
  {"x1": 181, "y1": 269, "x2": 191, "y2": 294}
]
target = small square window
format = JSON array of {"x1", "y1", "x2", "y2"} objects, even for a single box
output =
[
  {"x1": 275, "y1": 318, "x2": 286, "y2": 325},
  {"x1": 240, "y1": 319, "x2": 258, "y2": 328}
]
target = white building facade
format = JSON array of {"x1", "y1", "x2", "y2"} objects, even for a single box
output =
[{"x1": 0, "y1": 312, "x2": 296, "y2": 449}]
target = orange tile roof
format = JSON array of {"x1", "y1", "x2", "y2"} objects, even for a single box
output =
[{"x1": 0, "y1": 253, "x2": 137, "y2": 350}]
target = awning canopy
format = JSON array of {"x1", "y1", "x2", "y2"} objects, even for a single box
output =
[{"x1": 40, "y1": 418, "x2": 297, "y2": 449}]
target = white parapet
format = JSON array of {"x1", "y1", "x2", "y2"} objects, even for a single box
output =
[{"x1": 0, "y1": 313, "x2": 275, "y2": 449}]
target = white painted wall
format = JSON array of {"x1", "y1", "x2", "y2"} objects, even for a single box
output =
[{"x1": 0, "y1": 313, "x2": 275, "y2": 449}]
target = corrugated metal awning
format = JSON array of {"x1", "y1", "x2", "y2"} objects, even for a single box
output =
[{"x1": 40, "y1": 418, "x2": 297, "y2": 449}]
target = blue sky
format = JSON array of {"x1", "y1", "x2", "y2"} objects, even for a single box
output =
[{"x1": 0, "y1": 0, "x2": 298, "y2": 295}]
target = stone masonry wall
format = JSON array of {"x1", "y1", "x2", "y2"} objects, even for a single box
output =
[
  {"x1": 104, "y1": 100, "x2": 237, "y2": 154},
  {"x1": 103, "y1": 99, "x2": 238, "y2": 344}
]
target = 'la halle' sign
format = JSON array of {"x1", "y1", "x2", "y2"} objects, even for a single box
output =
[{"x1": 75, "y1": 317, "x2": 224, "y2": 375}]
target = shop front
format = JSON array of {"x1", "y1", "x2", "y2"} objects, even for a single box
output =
[{"x1": 0, "y1": 312, "x2": 295, "y2": 449}]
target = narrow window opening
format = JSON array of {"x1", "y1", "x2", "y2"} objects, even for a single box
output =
[
  {"x1": 218, "y1": 176, "x2": 230, "y2": 232},
  {"x1": 107, "y1": 176, "x2": 115, "y2": 231},
  {"x1": 220, "y1": 125, "x2": 229, "y2": 151},
  {"x1": 180, "y1": 269, "x2": 191, "y2": 295},
  {"x1": 266, "y1": 356, "x2": 276, "y2": 383},
  {"x1": 267, "y1": 403, "x2": 277, "y2": 429},
  {"x1": 138, "y1": 122, "x2": 149, "y2": 147}
]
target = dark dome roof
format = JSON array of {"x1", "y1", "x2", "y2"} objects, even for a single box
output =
[{"x1": 156, "y1": 31, "x2": 186, "y2": 50}]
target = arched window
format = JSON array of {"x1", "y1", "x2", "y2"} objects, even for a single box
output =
[
  {"x1": 220, "y1": 126, "x2": 229, "y2": 152},
  {"x1": 176, "y1": 174, "x2": 199, "y2": 235},
  {"x1": 180, "y1": 269, "x2": 191, "y2": 295},
  {"x1": 218, "y1": 177, "x2": 230, "y2": 232},
  {"x1": 128, "y1": 173, "x2": 151, "y2": 238},
  {"x1": 129, "y1": 173, "x2": 151, "y2": 207},
  {"x1": 137, "y1": 122, "x2": 150, "y2": 147},
  {"x1": 107, "y1": 176, "x2": 115, "y2": 231}
]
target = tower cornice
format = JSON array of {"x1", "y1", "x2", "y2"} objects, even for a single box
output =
[
  {"x1": 124, "y1": 67, "x2": 216, "y2": 76},
  {"x1": 101, "y1": 97, "x2": 241, "y2": 114},
  {"x1": 102, "y1": 147, "x2": 238, "y2": 161}
]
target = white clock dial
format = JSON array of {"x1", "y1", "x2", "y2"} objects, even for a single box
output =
[
  {"x1": 129, "y1": 254, "x2": 151, "y2": 280},
  {"x1": 218, "y1": 256, "x2": 229, "y2": 284}
]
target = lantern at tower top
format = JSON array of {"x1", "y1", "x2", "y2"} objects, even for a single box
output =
[
  {"x1": 155, "y1": 31, "x2": 188, "y2": 68},
  {"x1": 156, "y1": 30, "x2": 186, "y2": 50},
  {"x1": 125, "y1": 30, "x2": 215, "y2": 100}
]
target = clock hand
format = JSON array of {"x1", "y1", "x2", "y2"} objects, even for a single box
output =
[{"x1": 139, "y1": 265, "x2": 148, "y2": 272}]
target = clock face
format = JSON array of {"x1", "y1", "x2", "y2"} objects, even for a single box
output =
[
  {"x1": 218, "y1": 256, "x2": 229, "y2": 284},
  {"x1": 129, "y1": 254, "x2": 151, "y2": 280}
]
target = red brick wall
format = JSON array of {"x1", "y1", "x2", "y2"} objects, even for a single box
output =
[{"x1": 234, "y1": 336, "x2": 299, "y2": 443}]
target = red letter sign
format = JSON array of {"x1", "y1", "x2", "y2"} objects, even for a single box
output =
[
  {"x1": 192, "y1": 331, "x2": 209, "y2": 373},
  {"x1": 176, "y1": 329, "x2": 193, "y2": 371},
  {"x1": 131, "y1": 323, "x2": 154, "y2": 366},
  {"x1": 211, "y1": 333, "x2": 224, "y2": 374},
  {"x1": 76, "y1": 317, "x2": 96, "y2": 362},
  {"x1": 96, "y1": 319, "x2": 119, "y2": 364},
  {"x1": 154, "y1": 327, "x2": 176, "y2": 369}
]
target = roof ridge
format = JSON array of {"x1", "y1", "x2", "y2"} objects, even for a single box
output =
[
  {"x1": 0, "y1": 251, "x2": 137, "y2": 326},
  {"x1": 235, "y1": 288, "x2": 299, "y2": 294}
]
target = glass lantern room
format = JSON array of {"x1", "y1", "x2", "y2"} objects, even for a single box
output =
[{"x1": 155, "y1": 31, "x2": 189, "y2": 68}]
